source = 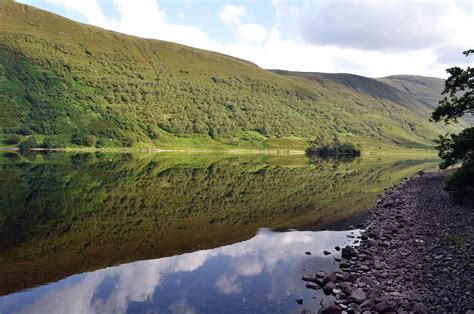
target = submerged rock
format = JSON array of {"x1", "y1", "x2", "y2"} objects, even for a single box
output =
[{"x1": 323, "y1": 272, "x2": 337, "y2": 285}]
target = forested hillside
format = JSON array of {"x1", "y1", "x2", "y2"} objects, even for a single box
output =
[{"x1": 0, "y1": 1, "x2": 461, "y2": 149}]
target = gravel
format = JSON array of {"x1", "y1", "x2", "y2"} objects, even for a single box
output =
[{"x1": 306, "y1": 171, "x2": 474, "y2": 313}]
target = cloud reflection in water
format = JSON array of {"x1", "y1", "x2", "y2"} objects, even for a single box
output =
[{"x1": 0, "y1": 229, "x2": 360, "y2": 314}]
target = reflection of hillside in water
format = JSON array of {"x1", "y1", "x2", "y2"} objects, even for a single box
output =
[
  {"x1": 0, "y1": 152, "x2": 438, "y2": 295},
  {"x1": 0, "y1": 229, "x2": 361, "y2": 314}
]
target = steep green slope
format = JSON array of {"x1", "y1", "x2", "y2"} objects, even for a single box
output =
[{"x1": 0, "y1": 1, "x2": 459, "y2": 150}]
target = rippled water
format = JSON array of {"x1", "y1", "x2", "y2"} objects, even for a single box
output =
[{"x1": 0, "y1": 152, "x2": 437, "y2": 313}]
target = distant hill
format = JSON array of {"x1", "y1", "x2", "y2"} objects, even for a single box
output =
[
  {"x1": 0, "y1": 1, "x2": 462, "y2": 150},
  {"x1": 377, "y1": 75, "x2": 445, "y2": 110}
]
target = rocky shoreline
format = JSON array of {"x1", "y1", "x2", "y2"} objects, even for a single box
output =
[{"x1": 304, "y1": 171, "x2": 474, "y2": 313}]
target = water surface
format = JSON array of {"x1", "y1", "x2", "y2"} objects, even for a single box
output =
[{"x1": 0, "y1": 152, "x2": 438, "y2": 313}]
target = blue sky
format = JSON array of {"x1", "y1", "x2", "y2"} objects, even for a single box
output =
[{"x1": 17, "y1": 0, "x2": 474, "y2": 78}]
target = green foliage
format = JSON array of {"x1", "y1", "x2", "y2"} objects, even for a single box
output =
[
  {"x1": 306, "y1": 140, "x2": 361, "y2": 158},
  {"x1": 95, "y1": 138, "x2": 105, "y2": 148},
  {"x1": 71, "y1": 132, "x2": 96, "y2": 147},
  {"x1": 3, "y1": 134, "x2": 21, "y2": 145},
  {"x1": 120, "y1": 136, "x2": 134, "y2": 147},
  {"x1": 0, "y1": 1, "x2": 462, "y2": 150},
  {"x1": 446, "y1": 161, "x2": 474, "y2": 200},
  {"x1": 432, "y1": 50, "x2": 474, "y2": 123},
  {"x1": 18, "y1": 136, "x2": 38, "y2": 151},
  {"x1": 431, "y1": 49, "x2": 474, "y2": 198},
  {"x1": 436, "y1": 128, "x2": 474, "y2": 169},
  {"x1": 40, "y1": 137, "x2": 67, "y2": 149}
]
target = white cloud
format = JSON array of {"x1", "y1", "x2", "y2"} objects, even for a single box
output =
[
  {"x1": 218, "y1": 4, "x2": 246, "y2": 26},
  {"x1": 215, "y1": 274, "x2": 241, "y2": 295},
  {"x1": 273, "y1": 0, "x2": 474, "y2": 46},
  {"x1": 290, "y1": 0, "x2": 451, "y2": 51},
  {"x1": 44, "y1": 0, "x2": 107, "y2": 25},
  {"x1": 236, "y1": 23, "x2": 268, "y2": 44}
]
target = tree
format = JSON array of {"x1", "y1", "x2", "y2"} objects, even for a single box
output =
[
  {"x1": 71, "y1": 132, "x2": 96, "y2": 147},
  {"x1": 18, "y1": 137, "x2": 38, "y2": 152},
  {"x1": 431, "y1": 49, "x2": 474, "y2": 198},
  {"x1": 3, "y1": 134, "x2": 21, "y2": 145}
]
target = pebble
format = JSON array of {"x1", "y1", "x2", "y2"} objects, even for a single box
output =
[{"x1": 304, "y1": 172, "x2": 474, "y2": 312}]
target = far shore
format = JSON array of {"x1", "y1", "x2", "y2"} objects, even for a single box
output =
[{"x1": 0, "y1": 146, "x2": 438, "y2": 157}]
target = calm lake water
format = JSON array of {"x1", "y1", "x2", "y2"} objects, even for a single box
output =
[{"x1": 0, "y1": 152, "x2": 438, "y2": 313}]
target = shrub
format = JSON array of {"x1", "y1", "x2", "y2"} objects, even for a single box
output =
[
  {"x1": 95, "y1": 138, "x2": 105, "y2": 148},
  {"x1": 72, "y1": 132, "x2": 96, "y2": 147},
  {"x1": 17, "y1": 126, "x2": 32, "y2": 135},
  {"x1": 18, "y1": 137, "x2": 38, "y2": 151},
  {"x1": 120, "y1": 136, "x2": 134, "y2": 147},
  {"x1": 446, "y1": 161, "x2": 474, "y2": 201},
  {"x1": 4, "y1": 134, "x2": 21, "y2": 145},
  {"x1": 40, "y1": 138, "x2": 67, "y2": 149}
]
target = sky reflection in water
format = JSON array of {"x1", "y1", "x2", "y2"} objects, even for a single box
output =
[{"x1": 0, "y1": 229, "x2": 360, "y2": 314}]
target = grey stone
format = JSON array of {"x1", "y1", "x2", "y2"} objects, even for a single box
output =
[
  {"x1": 360, "y1": 298, "x2": 373, "y2": 309},
  {"x1": 305, "y1": 282, "x2": 321, "y2": 290},
  {"x1": 323, "y1": 282, "x2": 336, "y2": 295},
  {"x1": 320, "y1": 298, "x2": 343, "y2": 314},
  {"x1": 350, "y1": 289, "x2": 366, "y2": 304},
  {"x1": 323, "y1": 272, "x2": 338, "y2": 285},
  {"x1": 413, "y1": 303, "x2": 428, "y2": 314},
  {"x1": 374, "y1": 300, "x2": 389, "y2": 312}
]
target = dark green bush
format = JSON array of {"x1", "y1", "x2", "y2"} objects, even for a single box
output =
[
  {"x1": 72, "y1": 132, "x2": 96, "y2": 147},
  {"x1": 446, "y1": 161, "x2": 474, "y2": 200},
  {"x1": 95, "y1": 138, "x2": 105, "y2": 148},
  {"x1": 40, "y1": 138, "x2": 67, "y2": 149},
  {"x1": 120, "y1": 136, "x2": 134, "y2": 147},
  {"x1": 18, "y1": 127, "x2": 32, "y2": 135},
  {"x1": 4, "y1": 134, "x2": 21, "y2": 145},
  {"x1": 305, "y1": 141, "x2": 361, "y2": 158},
  {"x1": 18, "y1": 137, "x2": 38, "y2": 151}
]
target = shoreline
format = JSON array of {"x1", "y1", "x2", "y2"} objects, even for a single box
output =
[
  {"x1": 309, "y1": 171, "x2": 473, "y2": 313},
  {"x1": 0, "y1": 146, "x2": 306, "y2": 155}
]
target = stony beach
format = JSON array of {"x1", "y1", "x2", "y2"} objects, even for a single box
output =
[{"x1": 304, "y1": 171, "x2": 474, "y2": 313}]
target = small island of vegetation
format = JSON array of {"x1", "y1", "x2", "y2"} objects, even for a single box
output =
[{"x1": 305, "y1": 140, "x2": 361, "y2": 158}]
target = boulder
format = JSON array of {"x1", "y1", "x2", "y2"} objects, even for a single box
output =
[
  {"x1": 323, "y1": 272, "x2": 337, "y2": 285},
  {"x1": 323, "y1": 282, "x2": 336, "y2": 295},
  {"x1": 341, "y1": 246, "x2": 358, "y2": 259}
]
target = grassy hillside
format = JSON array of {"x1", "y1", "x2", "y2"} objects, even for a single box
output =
[{"x1": 0, "y1": 1, "x2": 461, "y2": 150}]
